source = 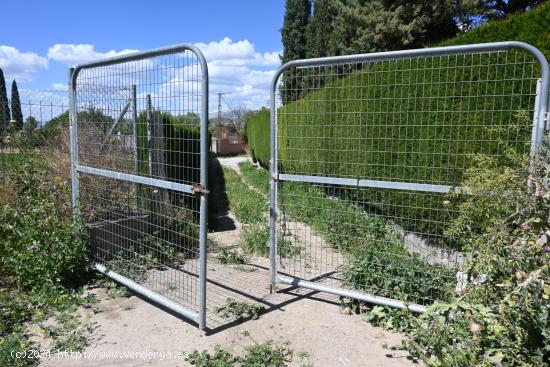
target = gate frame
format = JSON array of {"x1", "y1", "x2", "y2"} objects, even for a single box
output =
[
  {"x1": 269, "y1": 41, "x2": 549, "y2": 313},
  {"x1": 69, "y1": 44, "x2": 209, "y2": 329}
]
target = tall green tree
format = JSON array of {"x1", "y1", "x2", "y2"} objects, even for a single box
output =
[
  {"x1": 280, "y1": 0, "x2": 311, "y2": 103},
  {"x1": 11, "y1": 80, "x2": 23, "y2": 130},
  {"x1": 0, "y1": 68, "x2": 9, "y2": 134},
  {"x1": 328, "y1": 0, "x2": 458, "y2": 56},
  {"x1": 306, "y1": 0, "x2": 337, "y2": 58}
]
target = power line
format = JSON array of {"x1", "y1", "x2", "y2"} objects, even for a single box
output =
[{"x1": 215, "y1": 81, "x2": 271, "y2": 96}]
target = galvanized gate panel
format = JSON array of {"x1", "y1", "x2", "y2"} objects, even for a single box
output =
[
  {"x1": 269, "y1": 42, "x2": 549, "y2": 311},
  {"x1": 69, "y1": 44, "x2": 209, "y2": 329}
]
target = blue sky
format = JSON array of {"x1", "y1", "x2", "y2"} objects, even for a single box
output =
[{"x1": 1, "y1": 0, "x2": 286, "y2": 112}]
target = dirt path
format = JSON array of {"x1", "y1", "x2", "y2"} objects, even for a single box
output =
[{"x1": 38, "y1": 157, "x2": 421, "y2": 367}]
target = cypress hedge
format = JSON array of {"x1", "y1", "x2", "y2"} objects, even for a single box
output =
[
  {"x1": 244, "y1": 3, "x2": 550, "y2": 242},
  {"x1": 245, "y1": 107, "x2": 270, "y2": 167}
]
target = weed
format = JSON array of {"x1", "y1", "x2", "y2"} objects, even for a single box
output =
[
  {"x1": 223, "y1": 167, "x2": 266, "y2": 224},
  {"x1": 94, "y1": 273, "x2": 129, "y2": 298},
  {"x1": 239, "y1": 223, "x2": 301, "y2": 258},
  {"x1": 0, "y1": 332, "x2": 38, "y2": 367},
  {"x1": 0, "y1": 158, "x2": 94, "y2": 364},
  {"x1": 40, "y1": 311, "x2": 92, "y2": 352},
  {"x1": 214, "y1": 298, "x2": 265, "y2": 321},
  {"x1": 186, "y1": 340, "x2": 293, "y2": 367},
  {"x1": 216, "y1": 248, "x2": 247, "y2": 265}
]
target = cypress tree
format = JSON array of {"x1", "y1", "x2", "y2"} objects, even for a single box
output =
[
  {"x1": 280, "y1": 0, "x2": 311, "y2": 104},
  {"x1": 0, "y1": 68, "x2": 9, "y2": 133},
  {"x1": 306, "y1": 0, "x2": 337, "y2": 58},
  {"x1": 11, "y1": 80, "x2": 23, "y2": 130}
]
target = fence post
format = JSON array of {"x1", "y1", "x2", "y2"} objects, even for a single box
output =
[
  {"x1": 197, "y1": 50, "x2": 209, "y2": 331},
  {"x1": 68, "y1": 67, "x2": 80, "y2": 217},
  {"x1": 146, "y1": 94, "x2": 158, "y2": 216},
  {"x1": 131, "y1": 85, "x2": 141, "y2": 210}
]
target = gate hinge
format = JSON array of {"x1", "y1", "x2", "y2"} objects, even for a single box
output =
[
  {"x1": 192, "y1": 184, "x2": 209, "y2": 196},
  {"x1": 271, "y1": 174, "x2": 279, "y2": 182}
]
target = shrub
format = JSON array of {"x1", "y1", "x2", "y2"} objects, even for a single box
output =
[
  {"x1": 245, "y1": 108, "x2": 270, "y2": 167},
  {"x1": 0, "y1": 158, "x2": 92, "y2": 366},
  {"x1": 0, "y1": 159, "x2": 89, "y2": 291},
  {"x1": 245, "y1": 5, "x2": 550, "y2": 239},
  {"x1": 137, "y1": 111, "x2": 205, "y2": 185},
  {"x1": 406, "y1": 145, "x2": 550, "y2": 366}
]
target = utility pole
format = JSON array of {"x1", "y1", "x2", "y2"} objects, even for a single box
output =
[
  {"x1": 217, "y1": 93, "x2": 222, "y2": 153},
  {"x1": 218, "y1": 93, "x2": 222, "y2": 128}
]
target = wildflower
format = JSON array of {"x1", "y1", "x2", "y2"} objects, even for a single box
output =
[
  {"x1": 470, "y1": 322, "x2": 482, "y2": 336},
  {"x1": 515, "y1": 270, "x2": 527, "y2": 282},
  {"x1": 536, "y1": 234, "x2": 548, "y2": 246}
]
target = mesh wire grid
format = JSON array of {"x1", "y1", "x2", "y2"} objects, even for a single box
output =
[
  {"x1": 74, "y1": 50, "x2": 205, "y2": 317},
  {"x1": 274, "y1": 47, "x2": 541, "y2": 306}
]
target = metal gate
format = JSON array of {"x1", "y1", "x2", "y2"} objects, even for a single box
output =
[
  {"x1": 69, "y1": 44, "x2": 209, "y2": 329},
  {"x1": 269, "y1": 42, "x2": 549, "y2": 312}
]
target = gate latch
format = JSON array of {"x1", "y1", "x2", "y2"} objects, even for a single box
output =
[{"x1": 192, "y1": 183, "x2": 209, "y2": 196}]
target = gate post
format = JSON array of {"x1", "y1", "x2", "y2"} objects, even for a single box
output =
[
  {"x1": 197, "y1": 48, "x2": 209, "y2": 331},
  {"x1": 68, "y1": 67, "x2": 80, "y2": 217}
]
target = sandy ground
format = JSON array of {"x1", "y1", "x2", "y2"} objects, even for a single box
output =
[
  {"x1": 37, "y1": 157, "x2": 421, "y2": 367},
  {"x1": 38, "y1": 286, "x2": 418, "y2": 367}
]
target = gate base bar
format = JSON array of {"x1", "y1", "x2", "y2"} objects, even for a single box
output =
[
  {"x1": 95, "y1": 263, "x2": 199, "y2": 324},
  {"x1": 276, "y1": 274, "x2": 427, "y2": 314}
]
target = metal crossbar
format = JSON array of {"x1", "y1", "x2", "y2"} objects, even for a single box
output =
[
  {"x1": 69, "y1": 44, "x2": 209, "y2": 329},
  {"x1": 269, "y1": 42, "x2": 549, "y2": 311}
]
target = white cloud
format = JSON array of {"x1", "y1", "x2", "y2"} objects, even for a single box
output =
[
  {"x1": 195, "y1": 37, "x2": 280, "y2": 67},
  {"x1": 0, "y1": 46, "x2": 48, "y2": 82},
  {"x1": 191, "y1": 38, "x2": 280, "y2": 111},
  {"x1": 52, "y1": 83, "x2": 67, "y2": 91},
  {"x1": 47, "y1": 44, "x2": 139, "y2": 66},
  {"x1": 45, "y1": 39, "x2": 280, "y2": 112}
]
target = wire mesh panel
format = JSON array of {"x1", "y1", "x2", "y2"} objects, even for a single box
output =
[
  {"x1": 70, "y1": 44, "x2": 208, "y2": 328},
  {"x1": 270, "y1": 42, "x2": 549, "y2": 310}
]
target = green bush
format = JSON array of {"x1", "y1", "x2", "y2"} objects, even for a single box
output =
[
  {"x1": 245, "y1": 108, "x2": 270, "y2": 167},
  {"x1": 137, "y1": 111, "x2": 204, "y2": 185},
  {"x1": 0, "y1": 160, "x2": 89, "y2": 291},
  {"x1": 406, "y1": 144, "x2": 550, "y2": 366},
  {"x1": 0, "y1": 159, "x2": 93, "y2": 366},
  {"x1": 245, "y1": 4, "x2": 550, "y2": 240}
]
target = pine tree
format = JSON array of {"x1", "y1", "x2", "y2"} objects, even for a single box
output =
[
  {"x1": 11, "y1": 80, "x2": 23, "y2": 130},
  {"x1": 0, "y1": 68, "x2": 9, "y2": 134},
  {"x1": 280, "y1": 0, "x2": 311, "y2": 103},
  {"x1": 327, "y1": 0, "x2": 457, "y2": 55}
]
